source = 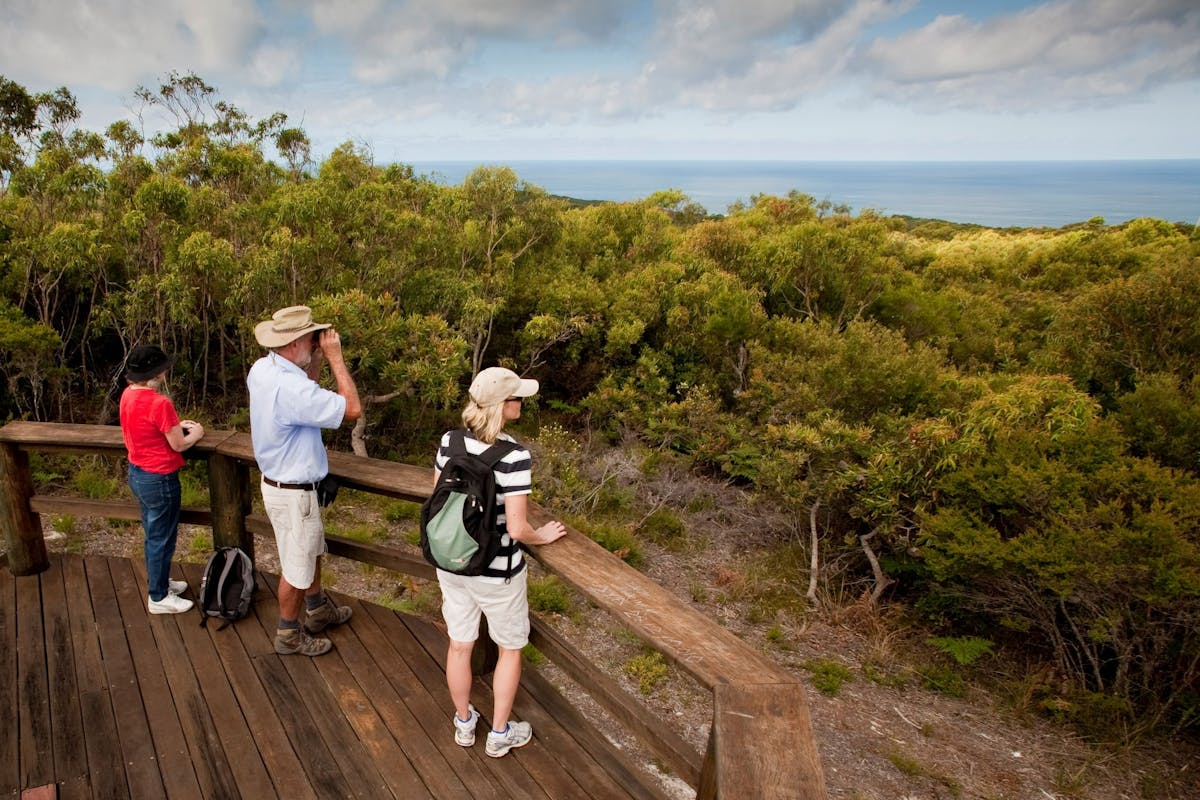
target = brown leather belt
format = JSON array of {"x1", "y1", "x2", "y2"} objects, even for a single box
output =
[{"x1": 262, "y1": 476, "x2": 318, "y2": 491}]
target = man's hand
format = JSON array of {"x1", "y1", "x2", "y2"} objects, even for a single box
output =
[
  {"x1": 318, "y1": 327, "x2": 361, "y2": 421},
  {"x1": 318, "y1": 329, "x2": 344, "y2": 363}
]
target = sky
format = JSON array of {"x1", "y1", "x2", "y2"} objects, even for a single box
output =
[{"x1": 1, "y1": 0, "x2": 1198, "y2": 163}]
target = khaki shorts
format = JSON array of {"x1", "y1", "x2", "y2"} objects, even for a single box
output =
[
  {"x1": 438, "y1": 569, "x2": 530, "y2": 651},
  {"x1": 261, "y1": 480, "x2": 326, "y2": 589}
]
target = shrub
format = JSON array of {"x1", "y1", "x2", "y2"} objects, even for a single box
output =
[
  {"x1": 803, "y1": 658, "x2": 854, "y2": 696},
  {"x1": 623, "y1": 651, "x2": 669, "y2": 694},
  {"x1": 528, "y1": 575, "x2": 572, "y2": 615},
  {"x1": 919, "y1": 664, "x2": 967, "y2": 698},
  {"x1": 74, "y1": 466, "x2": 119, "y2": 500},
  {"x1": 637, "y1": 508, "x2": 687, "y2": 549},
  {"x1": 569, "y1": 517, "x2": 643, "y2": 567},
  {"x1": 928, "y1": 636, "x2": 994, "y2": 666},
  {"x1": 384, "y1": 502, "x2": 421, "y2": 523},
  {"x1": 522, "y1": 644, "x2": 546, "y2": 666}
]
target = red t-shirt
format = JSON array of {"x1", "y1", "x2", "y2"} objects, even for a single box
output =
[{"x1": 120, "y1": 387, "x2": 184, "y2": 474}]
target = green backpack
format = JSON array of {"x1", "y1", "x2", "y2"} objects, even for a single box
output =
[{"x1": 420, "y1": 431, "x2": 521, "y2": 577}]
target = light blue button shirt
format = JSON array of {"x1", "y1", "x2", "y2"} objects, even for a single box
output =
[{"x1": 247, "y1": 352, "x2": 346, "y2": 483}]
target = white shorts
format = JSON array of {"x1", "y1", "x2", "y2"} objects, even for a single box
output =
[
  {"x1": 261, "y1": 480, "x2": 326, "y2": 589},
  {"x1": 438, "y1": 568, "x2": 530, "y2": 651}
]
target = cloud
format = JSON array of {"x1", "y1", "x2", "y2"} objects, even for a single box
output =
[
  {"x1": 650, "y1": 0, "x2": 856, "y2": 80},
  {"x1": 0, "y1": 0, "x2": 284, "y2": 91},
  {"x1": 860, "y1": 0, "x2": 1200, "y2": 110},
  {"x1": 289, "y1": 0, "x2": 631, "y2": 83},
  {"x1": 470, "y1": 0, "x2": 901, "y2": 123}
]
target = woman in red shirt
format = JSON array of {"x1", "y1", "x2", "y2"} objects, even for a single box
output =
[{"x1": 119, "y1": 345, "x2": 205, "y2": 614}]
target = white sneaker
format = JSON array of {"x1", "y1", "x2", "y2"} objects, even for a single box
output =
[
  {"x1": 168, "y1": 579, "x2": 188, "y2": 596},
  {"x1": 453, "y1": 705, "x2": 480, "y2": 746},
  {"x1": 485, "y1": 721, "x2": 532, "y2": 757},
  {"x1": 148, "y1": 593, "x2": 194, "y2": 614}
]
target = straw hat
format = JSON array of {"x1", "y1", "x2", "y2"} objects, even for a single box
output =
[{"x1": 254, "y1": 305, "x2": 331, "y2": 348}]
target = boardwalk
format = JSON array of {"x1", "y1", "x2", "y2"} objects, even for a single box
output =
[{"x1": 1, "y1": 553, "x2": 669, "y2": 800}]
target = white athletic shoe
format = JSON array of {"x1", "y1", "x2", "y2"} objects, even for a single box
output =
[
  {"x1": 168, "y1": 579, "x2": 188, "y2": 596},
  {"x1": 486, "y1": 721, "x2": 532, "y2": 757},
  {"x1": 454, "y1": 705, "x2": 480, "y2": 746},
  {"x1": 148, "y1": 593, "x2": 193, "y2": 614}
]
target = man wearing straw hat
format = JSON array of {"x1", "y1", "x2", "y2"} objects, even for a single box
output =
[{"x1": 248, "y1": 305, "x2": 362, "y2": 656}]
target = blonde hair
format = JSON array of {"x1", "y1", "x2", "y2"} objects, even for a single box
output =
[{"x1": 461, "y1": 400, "x2": 505, "y2": 444}]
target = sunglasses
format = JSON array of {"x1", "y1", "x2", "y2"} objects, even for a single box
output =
[{"x1": 506, "y1": 397, "x2": 523, "y2": 403}]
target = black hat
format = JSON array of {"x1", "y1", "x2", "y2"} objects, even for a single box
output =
[{"x1": 125, "y1": 345, "x2": 175, "y2": 382}]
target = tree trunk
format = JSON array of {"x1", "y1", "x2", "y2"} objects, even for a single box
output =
[
  {"x1": 350, "y1": 392, "x2": 403, "y2": 458},
  {"x1": 860, "y1": 527, "x2": 893, "y2": 604},
  {"x1": 806, "y1": 501, "x2": 820, "y2": 604}
]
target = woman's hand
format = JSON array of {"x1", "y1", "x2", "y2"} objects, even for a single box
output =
[{"x1": 166, "y1": 420, "x2": 205, "y2": 452}]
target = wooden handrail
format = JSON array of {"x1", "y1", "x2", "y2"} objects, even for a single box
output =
[{"x1": 0, "y1": 421, "x2": 827, "y2": 799}]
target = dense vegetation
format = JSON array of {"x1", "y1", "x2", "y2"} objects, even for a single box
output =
[{"x1": 2, "y1": 74, "x2": 1197, "y2": 735}]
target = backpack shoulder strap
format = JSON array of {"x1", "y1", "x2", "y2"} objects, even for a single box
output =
[
  {"x1": 477, "y1": 437, "x2": 521, "y2": 469},
  {"x1": 446, "y1": 429, "x2": 468, "y2": 457}
]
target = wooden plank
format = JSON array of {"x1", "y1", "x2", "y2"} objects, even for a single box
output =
[
  {"x1": 61, "y1": 555, "x2": 128, "y2": 799},
  {"x1": 702, "y1": 683, "x2": 828, "y2": 800},
  {"x1": 180, "y1": 561, "x2": 315, "y2": 800},
  {"x1": 509, "y1": 654, "x2": 663, "y2": 800},
  {"x1": 0, "y1": 565, "x2": 19, "y2": 795},
  {"x1": 396, "y1": 610, "x2": 589, "y2": 800},
  {"x1": 83, "y1": 556, "x2": 166, "y2": 799},
  {"x1": 253, "y1": 654, "x2": 356, "y2": 798},
  {"x1": 28, "y1": 496, "x2": 213, "y2": 527},
  {"x1": 38, "y1": 563, "x2": 88, "y2": 788},
  {"x1": 300, "y1": 605, "x2": 429, "y2": 797},
  {"x1": 525, "y1": 516, "x2": 791, "y2": 690},
  {"x1": 336, "y1": 596, "x2": 498, "y2": 799},
  {"x1": 530, "y1": 616, "x2": 702, "y2": 786},
  {"x1": 105, "y1": 557, "x2": 202, "y2": 800},
  {"x1": 214, "y1": 432, "x2": 433, "y2": 503},
  {"x1": 128, "y1": 559, "x2": 272, "y2": 800},
  {"x1": 400, "y1": 611, "x2": 614, "y2": 799},
  {"x1": 0, "y1": 421, "x2": 126, "y2": 451},
  {"x1": 360, "y1": 602, "x2": 551, "y2": 800},
  {"x1": 218, "y1": 573, "x2": 428, "y2": 797},
  {"x1": 0, "y1": 422, "x2": 239, "y2": 459},
  {"x1": 324, "y1": 536, "x2": 436, "y2": 580},
  {"x1": 15, "y1": 571, "x2": 53, "y2": 789},
  {"x1": 245, "y1": 571, "x2": 390, "y2": 798}
]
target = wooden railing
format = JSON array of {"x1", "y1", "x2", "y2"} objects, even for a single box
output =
[{"x1": 0, "y1": 421, "x2": 827, "y2": 799}]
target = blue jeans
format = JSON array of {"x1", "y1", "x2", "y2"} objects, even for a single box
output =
[{"x1": 129, "y1": 465, "x2": 182, "y2": 601}]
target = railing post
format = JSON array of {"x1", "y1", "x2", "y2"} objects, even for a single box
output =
[
  {"x1": 700, "y1": 683, "x2": 827, "y2": 799},
  {"x1": 207, "y1": 452, "x2": 253, "y2": 558},
  {"x1": 0, "y1": 442, "x2": 48, "y2": 575}
]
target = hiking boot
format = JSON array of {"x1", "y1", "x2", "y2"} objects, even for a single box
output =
[
  {"x1": 274, "y1": 628, "x2": 333, "y2": 657},
  {"x1": 148, "y1": 593, "x2": 193, "y2": 614},
  {"x1": 453, "y1": 705, "x2": 480, "y2": 747},
  {"x1": 485, "y1": 721, "x2": 532, "y2": 758},
  {"x1": 168, "y1": 579, "x2": 188, "y2": 596},
  {"x1": 304, "y1": 597, "x2": 352, "y2": 634}
]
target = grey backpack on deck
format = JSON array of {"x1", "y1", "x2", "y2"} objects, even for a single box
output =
[{"x1": 198, "y1": 546, "x2": 255, "y2": 629}]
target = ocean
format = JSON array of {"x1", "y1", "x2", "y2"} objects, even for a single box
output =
[{"x1": 407, "y1": 160, "x2": 1200, "y2": 229}]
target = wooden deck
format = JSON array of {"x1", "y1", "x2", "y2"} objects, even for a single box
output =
[{"x1": 1, "y1": 553, "x2": 670, "y2": 800}]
